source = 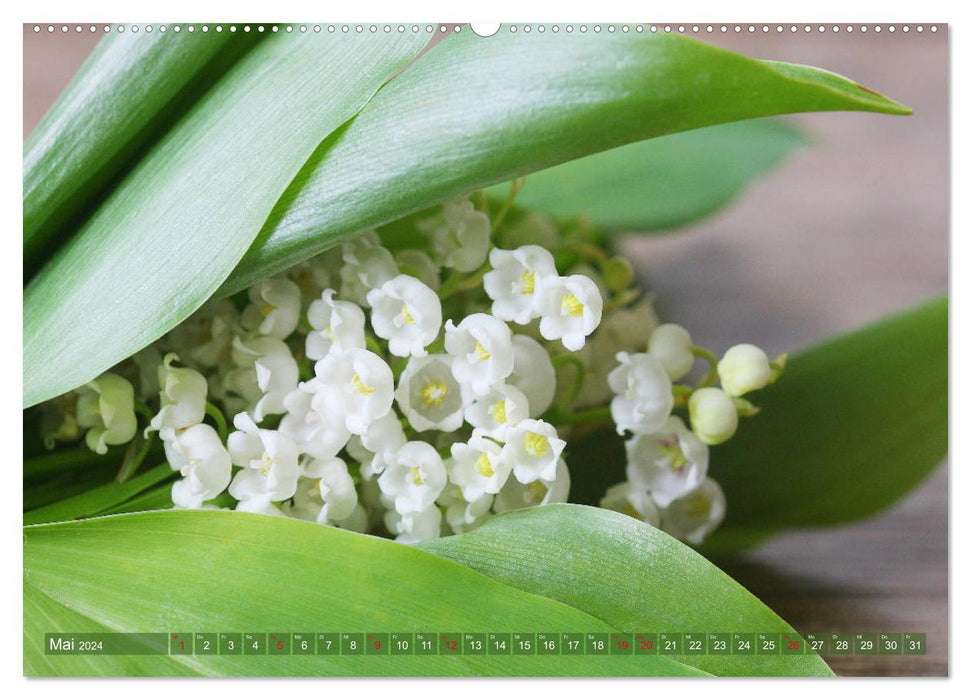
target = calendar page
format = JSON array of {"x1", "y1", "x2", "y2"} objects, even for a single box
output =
[{"x1": 21, "y1": 20, "x2": 948, "y2": 679}]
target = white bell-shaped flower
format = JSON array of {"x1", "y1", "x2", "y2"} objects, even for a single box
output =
[
  {"x1": 688, "y1": 387, "x2": 739, "y2": 445},
  {"x1": 385, "y1": 504, "x2": 442, "y2": 544},
  {"x1": 241, "y1": 278, "x2": 302, "y2": 340},
  {"x1": 163, "y1": 299, "x2": 238, "y2": 369},
  {"x1": 507, "y1": 334, "x2": 556, "y2": 417},
  {"x1": 339, "y1": 233, "x2": 399, "y2": 306},
  {"x1": 395, "y1": 354, "x2": 470, "y2": 432},
  {"x1": 502, "y1": 419, "x2": 566, "y2": 484},
  {"x1": 444, "y1": 313, "x2": 514, "y2": 396},
  {"x1": 494, "y1": 457, "x2": 570, "y2": 513},
  {"x1": 426, "y1": 197, "x2": 491, "y2": 272},
  {"x1": 624, "y1": 416, "x2": 709, "y2": 507},
  {"x1": 608, "y1": 352, "x2": 674, "y2": 436},
  {"x1": 311, "y1": 348, "x2": 394, "y2": 435},
  {"x1": 464, "y1": 383, "x2": 530, "y2": 441},
  {"x1": 447, "y1": 429, "x2": 512, "y2": 501},
  {"x1": 377, "y1": 441, "x2": 447, "y2": 514},
  {"x1": 164, "y1": 423, "x2": 232, "y2": 509},
  {"x1": 75, "y1": 373, "x2": 138, "y2": 455},
  {"x1": 235, "y1": 494, "x2": 286, "y2": 517},
  {"x1": 358, "y1": 410, "x2": 408, "y2": 479},
  {"x1": 224, "y1": 335, "x2": 299, "y2": 422},
  {"x1": 483, "y1": 245, "x2": 558, "y2": 324},
  {"x1": 537, "y1": 274, "x2": 603, "y2": 351},
  {"x1": 148, "y1": 353, "x2": 208, "y2": 441},
  {"x1": 367, "y1": 274, "x2": 442, "y2": 357},
  {"x1": 600, "y1": 481, "x2": 662, "y2": 528},
  {"x1": 227, "y1": 412, "x2": 300, "y2": 504},
  {"x1": 302, "y1": 456, "x2": 358, "y2": 524},
  {"x1": 717, "y1": 343, "x2": 773, "y2": 397},
  {"x1": 648, "y1": 324, "x2": 695, "y2": 381},
  {"x1": 305, "y1": 289, "x2": 366, "y2": 361},
  {"x1": 438, "y1": 484, "x2": 494, "y2": 535},
  {"x1": 394, "y1": 249, "x2": 441, "y2": 291},
  {"x1": 660, "y1": 478, "x2": 726, "y2": 545},
  {"x1": 279, "y1": 382, "x2": 351, "y2": 460}
]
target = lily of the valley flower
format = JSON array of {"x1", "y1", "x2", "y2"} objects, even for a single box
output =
[
  {"x1": 394, "y1": 249, "x2": 440, "y2": 291},
  {"x1": 358, "y1": 410, "x2": 408, "y2": 479},
  {"x1": 502, "y1": 419, "x2": 566, "y2": 484},
  {"x1": 608, "y1": 352, "x2": 674, "y2": 436},
  {"x1": 717, "y1": 343, "x2": 773, "y2": 397},
  {"x1": 377, "y1": 441, "x2": 447, "y2": 514},
  {"x1": 438, "y1": 484, "x2": 493, "y2": 535},
  {"x1": 426, "y1": 196, "x2": 491, "y2": 272},
  {"x1": 444, "y1": 313, "x2": 514, "y2": 396},
  {"x1": 367, "y1": 274, "x2": 442, "y2": 357},
  {"x1": 227, "y1": 412, "x2": 300, "y2": 505},
  {"x1": 688, "y1": 387, "x2": 739, "y2": 445},
  {"x1": 301, "y1": 457, "x2": 358, "y2": 525},
  {"x1": 464, "y1": 383, "x2": 530, "y2": 441},
  {"x1": 648, "y1": 323, "x2": 695, "y2": 381},
  {"x1": 241, "y1": 278, "x2": 302, "y2": 340},
  {"x1": 395, "y1": 354, "x2": 469, "y2": 432},
  {"x1": 600, "y1": 481, "x2": 661, "y2": 528},
  {"x1": 624, "y1": 416, "x2": 709, "y2": 507},
  {"x1": 75, "y1": 373, "x2": 138, "y2": 455},
  {"x1": 339, "y1": 232, "x2": 399, "y2": 305},
  {"x1": 384, "y1": 503, "x2": 442, "y2": 544},
  {"x1": 507, "y1": 334, "x2": 556, "y2": 417},
  {"x1": 311, "y1": 348, "x2": 394, "y2": 435},
  {"x1": 660, "y1": 477, "x2": 726, "y2": 545},
  {"x1": 537, "y1": 274, "x2": 603, "y2": 352},
  {"x1": 447, "y1": 429, "x2": 511, "y2": 501},
  {"x1": 279, "y1": 382, "x2": 351, "y2": 460},
  {"x1": 164, "y1": 423, "x2": 232, "y2": 509},
  {"x1": 493, "y1": 457, "x2": 570, "y2": 513},
  {"x1": 305, "y1": 289, "x2": 366, "y2": 361},
  {"x1": 223, "y1": 335, "x2": 299, "y2": 422},
  {"x1": 483, "y1": 245, "x2": 558, "y2": 324},
  {"x1": 147, "y1": 353, "x2": 208, "y2": 441}
]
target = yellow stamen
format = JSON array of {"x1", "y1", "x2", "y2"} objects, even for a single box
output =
[
  {"x1": 658, "y1": 437, "x2": 688, "y2": 473},
  {"x1": 524, "y1": 432, "x2": 550, "y2": 458},
  {"x1": 323, "y1": 325, "x2": 336, "y2": 341},
  {"x1": 519, "y1": 269, "x2": 535, "y2": 295},
  {"x1": 410, "y1": 466, "x2": 424, "y2": 486},
  {"x1": 561, "y1": 293, "x2": 584, "y2": 317},
  {"x1": 476, "y1": 453, "x2": 495, "y2": 478},
  {"x1": 420, "y1": 381, "x2": 448, "y2": 406},
  {"x1": 528, "y1": 481, "x2": 550, "y2": 500},
  {"x1": 490, "y1": 400, "x2": 507, "y2": 424},
  {"x1": 258, "y1": 452, "x2": 276, "y2": 477},
  {"x1": 260, "y1": 303, "x2": 274, "y2": 317},
  {"x1": 684, "y1": 494, "x2": 710, "y2": 518},
  {"x1": 400, "y1": 302, "x2": 416, "y2": 325},
  {"x1": 352, "y1": 374, "x2": 376, "y2": 395},
  {"x1": 475, "y1": 342, "x2": 491, "y2": 361}
]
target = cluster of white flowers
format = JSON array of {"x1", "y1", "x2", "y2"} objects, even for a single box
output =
[{"x1": 35, "y1": 192, "x2": 783, "y2": 547}]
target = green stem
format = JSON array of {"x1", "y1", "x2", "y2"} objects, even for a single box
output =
[
  {"x1": 134, "y1": 400, "x2": 155, "y2": 425},
  {"x1": 691, "y1": 346, "x2": 720, "y2": 388},
  {"x1": 551, "y1": 354, "x2": 587, "y2": 410},
  {"x1": 205, "y1": 402, "x2": 229, "y2": 443},
  {"x1": 23, "y1": 444, "x2": 112, "y2": 480},
  {"x1": 115, "y1": 432, "x2": 155, "y2": 483},
  {"x1": 439, "y1": 263, "x2": 490, "y2": 300},
  {"x1": 490, "y1": 178, "x2": 525, "y2": 234},
  {"x1": 365, "y1": 334, "x2": 385, "y2": 356}
]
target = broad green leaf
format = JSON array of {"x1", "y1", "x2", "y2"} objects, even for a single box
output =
[
  {"x1": 564, "y1": 297, "x2": 948, "y2": 555},
  {"x1": 422, "y1": 504, "x2": 831, "y2": 676},
  {"x1": 24, "y1": 463, "x2": 173, "y2": 525},
  {"x1": 222, "y1": 29, "x2": 909, "y2": 296},
  {"x1": 23, "y1": 32, "x2": 427, "y2": 408},
  {"x1": 702, "y1": 295, "x2": 948, "y2": 554},
  {"x1": 24, "y1": 510, "x2": 703, "y2": 676},
  {"x1": 484, "y1": 120, "x2": 805, "y2": 231},
  {"x1": 23, "y1": 29, "x2": 251, "y2": 266}
]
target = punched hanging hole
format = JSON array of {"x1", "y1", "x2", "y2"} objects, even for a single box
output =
[{"x1": 470, "y1": 23, "x2": 501, "y2": 37}]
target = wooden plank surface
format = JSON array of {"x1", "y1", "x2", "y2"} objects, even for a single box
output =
[{"x1": 22, "y1": 24, "x2": 949, "y2": 677}]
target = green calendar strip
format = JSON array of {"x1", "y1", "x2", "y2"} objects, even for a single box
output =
[{"x1": 44, "y1": 631, "x2": 929, "y2": 656}]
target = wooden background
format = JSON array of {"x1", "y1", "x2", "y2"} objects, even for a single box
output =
[{"x1": 23, "y1": 24, "x2": 949, "y2": 676}]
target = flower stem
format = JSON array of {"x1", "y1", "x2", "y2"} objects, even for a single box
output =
[
  {"x1": 551, "y1": 354, "x2": 587, "y2": 410},
  {"x1": 691, "y1": 346, "x2": 720, "y2": 388},
  {"x1": 205, "y1": 402, "x2": 229, "y2": 443},
  {"x1": 490, "y1": 178, "x2": 525, "y2": 234},
  {"x1": 115, "y1": 432, "x2": 155, "y2": 483}
]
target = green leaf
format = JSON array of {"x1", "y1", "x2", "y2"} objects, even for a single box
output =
[
  {"x1": 222, "y1": 29, "x2": 909, "y2": 296},
  {"x1": 701, "y1": 295, "x2": 948, "y2": 555},
  {"x1": 484, "y1": 120, "x2": 805, "y2": 231},
  {"x1": 24, "y1": 463, "x2": 174, "y2": 526},
  {"x1": 23, "y1": 32, "x2": 427, "y2": 409},
  {"x1": 24, "y1": 510, "x2": 704, "y2": 676},
  {"x1": 564, "y1": 298, "x2": 948, "y2": 555},
  {"x1": 422, "y1": 504, "x2": 831, "y2": 676},
  {"x1": 23, "y1": 29, "x2": 252, "y2": 266}
]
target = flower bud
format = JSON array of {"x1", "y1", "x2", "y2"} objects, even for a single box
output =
[
  {"x1": 602, "y1": 256, "x2": 634, "y2": 293},
  {"x1": 648, "y1": 324, "x2": 694, "y2": 381},
  {"x1": 717, "y1": 343, "x2": 773, "y2": 397},
  {"x1": 688, "y1": 387, "x2": 738, "y2": 445}
]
